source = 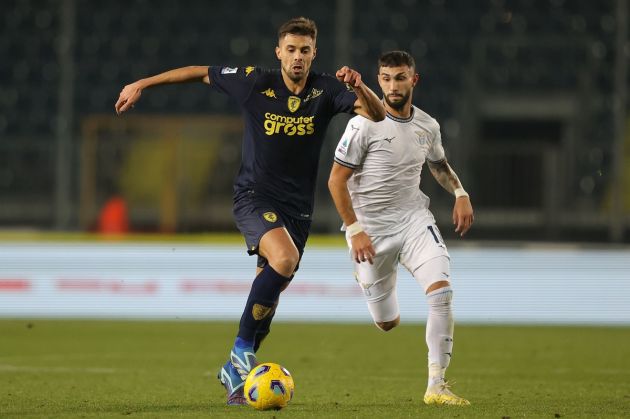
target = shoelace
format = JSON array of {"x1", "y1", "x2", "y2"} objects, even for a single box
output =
[{"x1": 438, "y1": 380, "x2": 456, "y2": 394}]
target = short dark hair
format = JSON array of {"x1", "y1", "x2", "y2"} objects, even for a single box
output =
[
  {"x1": 277, "y1": 17, "x2": 318, "y2": 41},
  {"x1": 378, "y1": 51, "x2": 416, "y2": 71}
]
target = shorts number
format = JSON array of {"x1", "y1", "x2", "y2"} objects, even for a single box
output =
[{"x1": 427, "y1": 225, "x2": 445, "y2": 246}]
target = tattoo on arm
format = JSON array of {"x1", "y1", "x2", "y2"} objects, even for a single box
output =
[{"x1": 428, "y1": 159, "x2": 462, "y2": 195}]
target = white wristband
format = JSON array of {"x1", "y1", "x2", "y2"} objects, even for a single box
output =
[
  {"x1": 454, "y1": 187, "x2": 469, "y2": 198},
  {"x1": 346, "y1": 222, "x2": 364, "y2": 237}
]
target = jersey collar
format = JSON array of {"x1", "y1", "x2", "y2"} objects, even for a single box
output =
[{"x1": 386, "y1": 106, "x2": 414, "y2": 123}]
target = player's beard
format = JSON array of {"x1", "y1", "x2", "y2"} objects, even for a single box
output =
[
  {"x1": 384, "y1": 91, "x2": 411, "y2": 110},
  {"x1": 284, "y1": 62, "x2": 309, "y2": 83}
]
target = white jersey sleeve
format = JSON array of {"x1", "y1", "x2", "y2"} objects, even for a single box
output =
[
  {"x1": 334, "y1": 116, "x2": 371, "y2": 169},
  {"x1": 426, "y1": 118, "x2": 446, "y2": 163}
]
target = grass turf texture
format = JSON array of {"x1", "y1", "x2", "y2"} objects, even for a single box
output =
[{"x1": 1, "y1": 320, "x2": 629, "y2": 418}]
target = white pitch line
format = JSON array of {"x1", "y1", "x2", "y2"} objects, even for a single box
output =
[{"x1": 0, "y1": 364, "x2": 116, "y2": 374}]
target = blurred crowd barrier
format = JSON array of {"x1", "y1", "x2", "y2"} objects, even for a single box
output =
[{"x1": 1, "y1": 242, "x2": 629, "y2": 324}]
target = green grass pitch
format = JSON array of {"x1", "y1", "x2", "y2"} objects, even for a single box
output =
[{"x1": 1, "y1": 320, "x2": 629, "y2": 418}]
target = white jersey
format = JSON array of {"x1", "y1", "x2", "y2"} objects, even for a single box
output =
[{"x1": 334, "y1": 106, "x2": 446, "y2": 236}]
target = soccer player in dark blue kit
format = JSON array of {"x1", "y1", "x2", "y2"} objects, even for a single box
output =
[{"x1": 115, "y1": 17, "x2": 385, "y2": 405}]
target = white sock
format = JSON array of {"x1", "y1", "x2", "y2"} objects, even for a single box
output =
[{"x1": 425, "y1": 286, "x2": 454, "y2": 387}]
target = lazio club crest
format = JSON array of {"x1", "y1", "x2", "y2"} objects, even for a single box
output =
[
  {"x1": 287, "y1": 96, "x2": 301, "y2": 113},
  {"x1": 263, "y1": 212, "x2": 278, "y2": 223},
  {"x1": 415, "y1": 130, "x2": 428, "y2": 145}
]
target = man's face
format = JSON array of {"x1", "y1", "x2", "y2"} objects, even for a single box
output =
[
  {"x1": 276, "y1": 34, "x2": 316, "y2": 83},
  {"x1": 378, "y1": 65, "x2": 419, "y2": 110}
]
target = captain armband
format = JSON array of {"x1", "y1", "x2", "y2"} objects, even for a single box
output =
[
  {"x1": 454, "y1": 187, "x2": 469, "y2": 199},
  {"x1": 346, "y1": 222, "x2": 364, "y2": 237}
]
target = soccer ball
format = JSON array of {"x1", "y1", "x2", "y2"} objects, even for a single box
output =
[{"x1": 244, "y1": 362, "x2": 295, "y2": 410}]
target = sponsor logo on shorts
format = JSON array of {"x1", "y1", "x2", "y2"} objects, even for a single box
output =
[
  {"x1": 245, "y1": 66, "x2": 255, "y2": 76},
  {"x1": 263, "y1": 212, "x2": 278, "y2": 223}
]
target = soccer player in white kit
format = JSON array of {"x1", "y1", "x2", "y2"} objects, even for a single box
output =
[{"x1": 328, "y1": 51, "x2": 474, "y2": 406}]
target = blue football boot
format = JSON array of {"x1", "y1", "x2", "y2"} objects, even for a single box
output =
[
  {"x1": 230, "y1": 347, "x2": 258, "y2": 381},
  {"x1": 217, "y1": 360, "x2": 246, "y2": 406}
]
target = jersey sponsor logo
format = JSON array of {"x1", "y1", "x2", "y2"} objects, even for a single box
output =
[
  {"x1": 261, "y1": 88, "x2": 277, "y2": 98},
  {"x1": 303, "y1": 88, "x2": 323, "y2": 103},
  {"x1": 245, "y1": 66, "x2": 255, "y2": 76},
  {"x1": 383, "y1": 136, "x2": 395, "y2": 143},
  {"x1": 263, "y1": 211, "x2": 278, "y2": 222},
  {"x1": 220, "y1": 67, "x2": 238, "y2": 74},
  {"x1": 287, "y1": 96, "x2": 301, "y2": 113},
  {"x1": 263, "y1": 112, "x2": 315, "y2": 136}
]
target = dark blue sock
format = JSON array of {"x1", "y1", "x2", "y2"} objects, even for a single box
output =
[
  {"x1": 253, "y1": 272, "x2": 293, "y2": 352},
  {"x1": 237, "y1": 265, "x2": 290, "y2": 342},
  {"x1": 253, "y1": 306, "x2": 276, "y2": 352}
]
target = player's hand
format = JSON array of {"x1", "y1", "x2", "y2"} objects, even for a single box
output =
[
  {"x1": 453, "y1": 196, "x2": 474, "y2": 237},
  {"x1": 115, "y1": 82, "x2": 143, "y2": 115},
  {"x1": 336, "y1": 66, "x2": 362, "y2": 88},
  {"x1": 351, "y1": 231, "x2": 375, "y2": 264}
]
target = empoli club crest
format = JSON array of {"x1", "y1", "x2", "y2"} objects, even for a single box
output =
[
  {"x1": 252, "y1": 303, "x2": 273, "y2": 320},
  {"x1": 263, "y1": 212, "x2": 278, "y2": 222},
  {"x1": 287, "y1": 96, "x2": 300, "y2": 113}
]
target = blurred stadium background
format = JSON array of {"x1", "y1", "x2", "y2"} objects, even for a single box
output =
[
  {"x1": 2, "y1": 0, "x2": 629, "y2": 240},
  {"x1": 1, "y1": 0, "x2": 630, "y2": 324}
]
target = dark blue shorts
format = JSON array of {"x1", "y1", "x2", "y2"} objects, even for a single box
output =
[{"x1": 233, "y1": 193, "x2": 312, "y2": 269}]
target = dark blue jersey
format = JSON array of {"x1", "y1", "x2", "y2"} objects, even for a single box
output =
[{"x1": 209, "y1": 66, "x2": 357, "y2": 219}]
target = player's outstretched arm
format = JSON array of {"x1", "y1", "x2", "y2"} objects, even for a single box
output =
[
  {"x1": 428, "y1": 159, "x2": 474, "y2": 237},
  {"x1": 336, "y1": 66, "x2": 386, "y2": 122},
  {"x1": 328, "y1": 162, "x2": 376, "y2": 264},
  {"x1": 115, "y1": 66, "x2": 210, "y2": 115}
]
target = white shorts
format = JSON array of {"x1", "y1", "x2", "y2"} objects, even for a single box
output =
[{"x1": 346, "y1": 216, "x2": 451, "y2": 323}]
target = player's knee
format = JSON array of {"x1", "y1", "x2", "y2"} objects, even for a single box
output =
[
  {"x1": 268, "y1": 249, "x2": 299, "y2": 277},
  {"x1": 425, "y1": 280, "x2": 451, "y2": 294},
  {"x1": 426, "y1": 286, "x2": 453, "y2": 315},
  {"x1": 376, "y1": 317, "x2": 400, "y2": 332}
]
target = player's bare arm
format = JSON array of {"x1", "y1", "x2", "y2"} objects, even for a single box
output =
[
  {"x1": 328, "y1": 162, "x2": 376, "y2": 264},
  {"x1": 115, "y1": 66, "x2": 210, "y2": 115},
  {"x1": 428, "y1": 159, "x2": 474, "y2": 237},
  {"x1": 336, "y1": 66, "x2": 386, "y2": 122}
]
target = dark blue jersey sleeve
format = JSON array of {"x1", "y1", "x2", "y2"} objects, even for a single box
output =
[
  {"x1": 208, "y1": 65, "x2": 259, "y2": 104},
  {"x1": 325, "y1": 74, "x2": 357, "y2": 115}
]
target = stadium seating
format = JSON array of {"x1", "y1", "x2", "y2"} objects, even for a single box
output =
[{"x1": 0, "y1": 0, "x2": 623, "y2": 236}]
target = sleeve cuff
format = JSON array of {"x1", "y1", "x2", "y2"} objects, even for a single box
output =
[{"x1": 334, "y1": 157, "x2": 358, "y2": 169}]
